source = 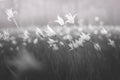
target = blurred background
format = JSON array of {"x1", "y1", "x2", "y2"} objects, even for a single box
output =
[{"x1": 0, "y1": 0, "x2": 120, "y2": 28}]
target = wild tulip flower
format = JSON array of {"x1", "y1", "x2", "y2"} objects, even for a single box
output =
[
  {"x1": 35, "y1": 27, "x2": 45, "y2": 37},
  {"x1": 108, "y1": 39, "x2": 116, "y2": 47},
  {"x1": 52, "y1": 44, "x2": 59, "y2": 50},
  {"x1": 5, "y1": 8, "x2": 17, "y2": 21},
  {"x1": 23, "y1": 30, "x2": 30, "y2": 40},
  {"x1": 100, "y1": 28, "x2": 108, "y2": 35},
  {"x1": 55, "y1": 16, "x2": 65, "y2": 26},
  {"x1": 5, "y1": 8, "x2": 19, "y2": 28},
  {"x1": 47, "y1": 38, "x2": 58, "y2": 44},
  {"x1": 80, "y1": 33, "x2": 91, "y2": 41},
  {"x1": 68, "y1": 42, "x2": 74, "y2": 50},
  {"x1": 94, "y1": 43, "x2": 101, "y2": 51},
  {"x1": 3, "y1": 30, "x2": 10, "y2": 40},
  {"x1": 46, "y1": 25, "x2": 56, "y2": 36},
  {"x1": 65, "y1": 13, "x2": 76, "y2": 24},
  {"x1": 33, "y1": 38, "x2": 38, "y2": 44}
]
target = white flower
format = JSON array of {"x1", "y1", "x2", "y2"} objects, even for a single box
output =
[
  {"x1": 3, "y1": 30, "x2": 10, "y2": 40},
  {"x1": 108, "y1": 39, "x2": 115, "y2": 47},
  {"x1": 46, "y1": 25, "x2": 56, "y2": 36},
  {"x1": 47, "y1": 25, "x2": 55, "y2": 34},
  {"x1": 80, "y1": 33, "x2": 91, "y2": 41},
  {"x1": 72, "y1": 40, "x2": 79, "y2": 48},
  {"x1": 3, "y1": 30, "x2": 9, "y2": 35},
  {"x1": 68, "y1": 39, "x2": 82, "y2": 50},
  {"x1": 75, "y1": 38, "x2": 84, "y2": 47},
  {"x1": 100, "y1": 28, "x2": 108, "y2": 35},
  {"x1": 48, "y1": 40, "x2": 59, "y2": 50},
  {"x1": 55, "y1": 16, "x2": 65, "y2": 26},
  {"x1": 59, "y1": 41, "x2": 64, "y2": 46},
  {"x1": 94, "y1": 43, "x2": 101, "y2": 51},
  {"x1": 68, "y1": 42, "x2": 74, "y2": 50},
  {"x1": 23, "y1": 30, "x2": 29, "y2": 40},
  {"x1": 5, "y1": 8, "x2": 17, "y2": 21},
  {"x1": 52, "y1": 44, "x2": 59, "y2": 50},
  {"x1": 33, "y1": 38, "x2": 38, "y2": 44},
  {"x1": 65, "y1": 13, "x2": 76, "y2": 24},
  {"x1": 12, "y1": 40, "x2": 17, "y2": 45},
  {"x1": 63, "y1": 34, "x2": 73, "y2": 41},
  {"x1": 35, "y1": 27, "x2": 45, "y2": 37},
  {"x1": 47, "y1": 38, "x2": 58, "y2": 44}
]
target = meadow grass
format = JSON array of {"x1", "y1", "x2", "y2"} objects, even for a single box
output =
[
  {"x1": 0, "y1": 24, "x2": 120, "y2": 80},
  {"x1": 0, "y1": 11, "x2": 120, "y2": 80}
]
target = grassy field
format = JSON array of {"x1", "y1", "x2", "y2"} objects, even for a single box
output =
[{"x1": 0, "y1": 25, "x2": 120, "y2": 80}]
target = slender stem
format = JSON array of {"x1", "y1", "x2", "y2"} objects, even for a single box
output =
[{"x1": 12, "y1": 18, "x2": 19, "y2": 28}]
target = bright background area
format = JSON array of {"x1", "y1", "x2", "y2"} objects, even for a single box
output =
[{"x1": 0, "y1": 0, "x2": 120, "y2": 27}]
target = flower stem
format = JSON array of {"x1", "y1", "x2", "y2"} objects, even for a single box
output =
[{"x1": 12, "y1": 18, "x2": 19, "y2": 28}]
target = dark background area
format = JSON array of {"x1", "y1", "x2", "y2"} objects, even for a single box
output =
[{"x1": 0, "y1": 0, "x2": 120, "y2": 27}]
